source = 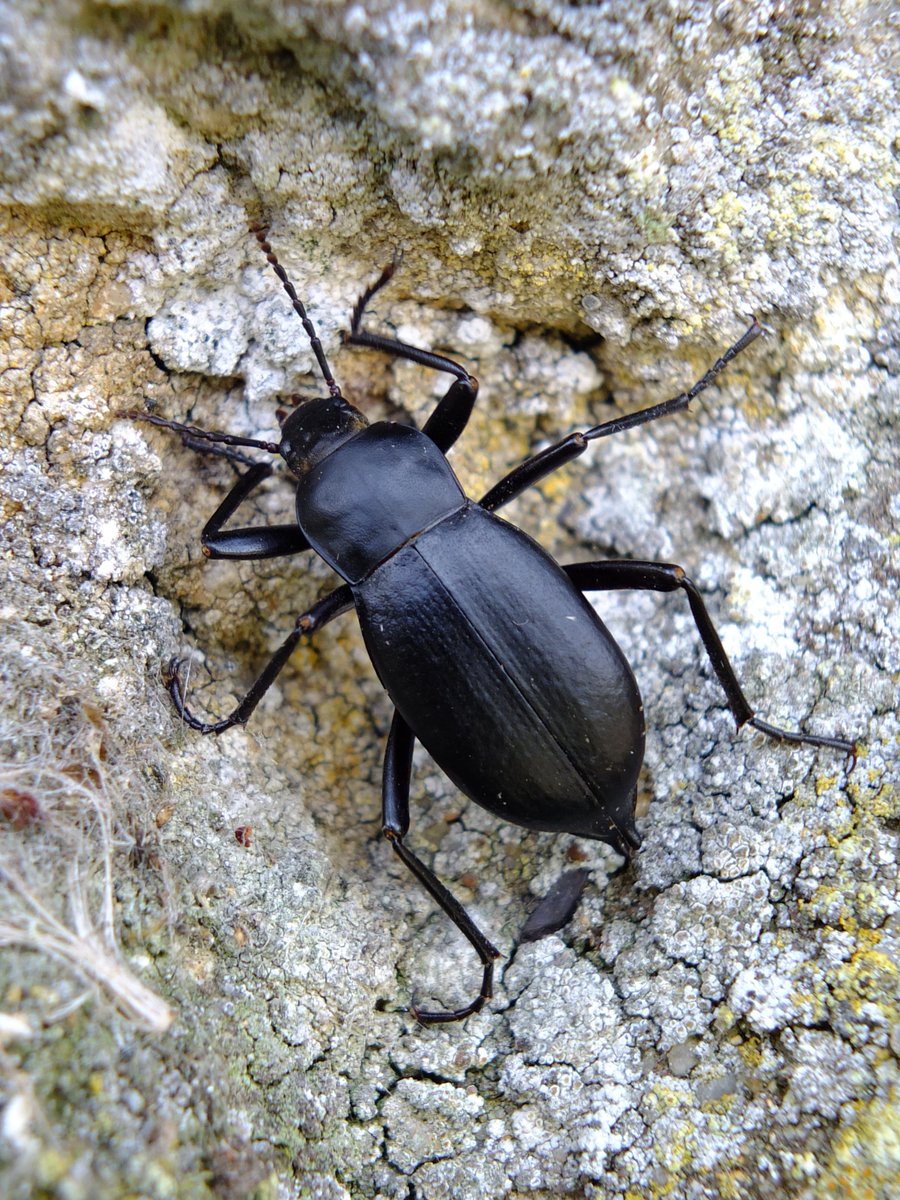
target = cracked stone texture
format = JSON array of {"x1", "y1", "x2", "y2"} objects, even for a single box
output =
[{"x1": 1, "y1": 1, "x2": 897, "y2": 1197}]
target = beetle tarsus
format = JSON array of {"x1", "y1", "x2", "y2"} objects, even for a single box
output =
[
  {"x1": 166, "y1": 658, "x2": 238, "y2": 735},
  {"x1": 384, "y1": 833, "x2": 501, "y2": 1024},
  {"x1": 165, "y1": 587, "x2": 354, "y2": 737},
  {"x1": 746, "y1": 716, "x2": 857, "y2": 765},
  {"x1": 348, "y1": 258, "x2": 400, "y2": 335},
  {"x1": 411, "y1": 976, "x2": 495, "y2": 1026},
  {"x1": 565, "y1": 559, "x2": 856, "y2": 765}
]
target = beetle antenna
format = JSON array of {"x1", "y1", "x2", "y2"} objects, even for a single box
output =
[
  {"x1": 249, "y1": 223, "x2": 342, "y2": 399},
  {"x1": 120, "y1": 410, "x2": 280, "y2": 454}
]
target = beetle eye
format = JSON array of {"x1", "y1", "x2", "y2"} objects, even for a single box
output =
[{"x1": 276, "y1": 408, "x2": 288, "y2": 425}]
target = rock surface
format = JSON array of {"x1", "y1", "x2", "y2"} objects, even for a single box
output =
[{"x1": 1, "y1": 2, "x2": 897, "y2": 1198}]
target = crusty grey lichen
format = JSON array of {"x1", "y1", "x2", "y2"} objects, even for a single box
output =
[{"x1": 1, "y1": 1, "x2": 897, "y2": 1198}]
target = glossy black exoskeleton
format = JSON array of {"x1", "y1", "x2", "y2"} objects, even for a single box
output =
[{"x1": 128, "y1": 225, "x2": 855, "y2": 1023}]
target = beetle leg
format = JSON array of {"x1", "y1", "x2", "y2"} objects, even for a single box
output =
[
  {"x1": 382, "y1": 711, "x2": 501, "y2": 1024},
  {"x1": 200, "y1": 460, "x2": 271, "y2": 534},
  {"x1": 345, "y1": 327, "x2": 478, "y2": 453},
  {"x1": 347, "y1": 256, "x2": 401, "y2": 332},
  {"x1": 343, "y1": 261, "x2": 479, "y2": 453},
  {"x1": 168, "y1": 584, "x2": 354, "y2": 734},
  {"x1": 197, "y1": 460, "x2": 312, "y2": 561},
  {"x1": 480, "y1": 432, "x2": 588, "y2": 511},
  {"x1": 480, "y1": 320, "x2": 762, "y2": 511},
  {"x1": 565, "y1": 560, "x2": 856, "y2": 761},
  {"x1": 421, "y1": 375, "x2": 479, "y2": 454},
  {"x1": 202, "y1": 525, "x2": 311, "y2": 561},
  {"x1": 345, "y1": 324, "x2": 474, "y2": 391},
  {"x1": 127, "y1": 417, "x2": 308, "y2": 560}
]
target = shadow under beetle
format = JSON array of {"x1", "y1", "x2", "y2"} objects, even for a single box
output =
[{"x1": 130, "y1": 225, "x2": 855, "y2": 1024}]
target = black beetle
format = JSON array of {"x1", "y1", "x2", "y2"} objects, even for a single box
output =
[{"x1": 129, "y1": 225, "x2": 855, "y2": 1023}]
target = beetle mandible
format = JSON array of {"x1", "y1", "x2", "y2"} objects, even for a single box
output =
[{"x1": 130, "y1": 225, "x2": 855, "y2": 1023}]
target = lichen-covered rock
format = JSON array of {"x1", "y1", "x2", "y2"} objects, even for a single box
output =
[{"x1": 1, "y1": 2, "x2": 897, "y2": 1198}]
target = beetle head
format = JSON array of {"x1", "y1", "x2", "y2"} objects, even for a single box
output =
[{"x1": 278, "y1": 396, "x2": 368, "y2": 476}]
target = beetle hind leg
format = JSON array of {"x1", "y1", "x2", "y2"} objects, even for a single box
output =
[
  {"x1": 382, "y1": 711, "x2": 500, "y2": 1024},
  {"x1": 565, "y1": 559, "x2": 856, "y2": 762}
]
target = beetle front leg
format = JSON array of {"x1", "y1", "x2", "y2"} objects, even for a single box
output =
[
  {"x1": 343, "y1": 260, "x2": 479, "y2": 453},
  {"x1": 565, "y1": 560, "x2": 856, "y2": 760},
  {"x1": 345, "y1": 328, "x2": 478, "y2": 453},
  {"x1": 198, "y1": 460, "x2": 312, "y2": 561},
  {"x1": 127, "y1": 409, "x2": 310, "y2": 560},
  {"x1": 382, "y1": 711, "x2": 501, "y2": 1024},
  {"x1": 421, "y1": 375, "x2": 480, "y2": 454},
  {"x1": 169, "y1": 584, "x2": 354, "y2": 734}
]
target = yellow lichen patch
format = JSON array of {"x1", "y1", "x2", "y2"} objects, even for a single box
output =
[
  {"x1": 640, "y1": 1130, "x2": 699, "y2": 1198},
  {"x1": 798, "y1": 885, "x2": 859, "y2": 933},
  {"x1": 829, "y1": 944, "x2": 899, "y2": 1022},
  {"x1": 713, "y1": 1004, "x2": 737, "y2": 1034},
  {"x1": 865, "y1": 782, "x2": 898, "y2": 822},
  {"x1": 650, "y1": 1122, "x2": 699, "y2": 1195},
  {"x1": 711, "y1": 90, "x2": 764, "y2": 155},
  {"x1": 537, "y1": 467, "x2": 577, "y2": 509},
  {"x1": 818, "y1": 1091, "x2": 900, "y2": 1199},
  {"x1": 737, "y1": 1036, "x2": 764, "y2": 1070},
  {"x1": 792, "y1": 983, "x2": 829, "y2": 1026},
  {"x1": 825, "y1": 820, "x2": 857, "y2": 849},
  {"x1": 707, "y1": 190, "x2": 745, "y2": 236},
  {"x1": 713, "y1": 1168, "x2": 753, "y2": 1200},
  {"x1": 816, "y1": 774, "x2": 840, "y2": 796},
  {"x1": 766, "y1": 177, "x2": 819, "y2": 247},
  {"x1": 34, "y1": 1149, "x2": 77, "y2": 1189}
]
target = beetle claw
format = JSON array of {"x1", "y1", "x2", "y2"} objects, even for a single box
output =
[
  {"x1": 410, "y1": 991, "x2": 491, "y2": 1026},
  {"x1": 165, "y1": 656, "x2": 227, "y2": 734}
]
